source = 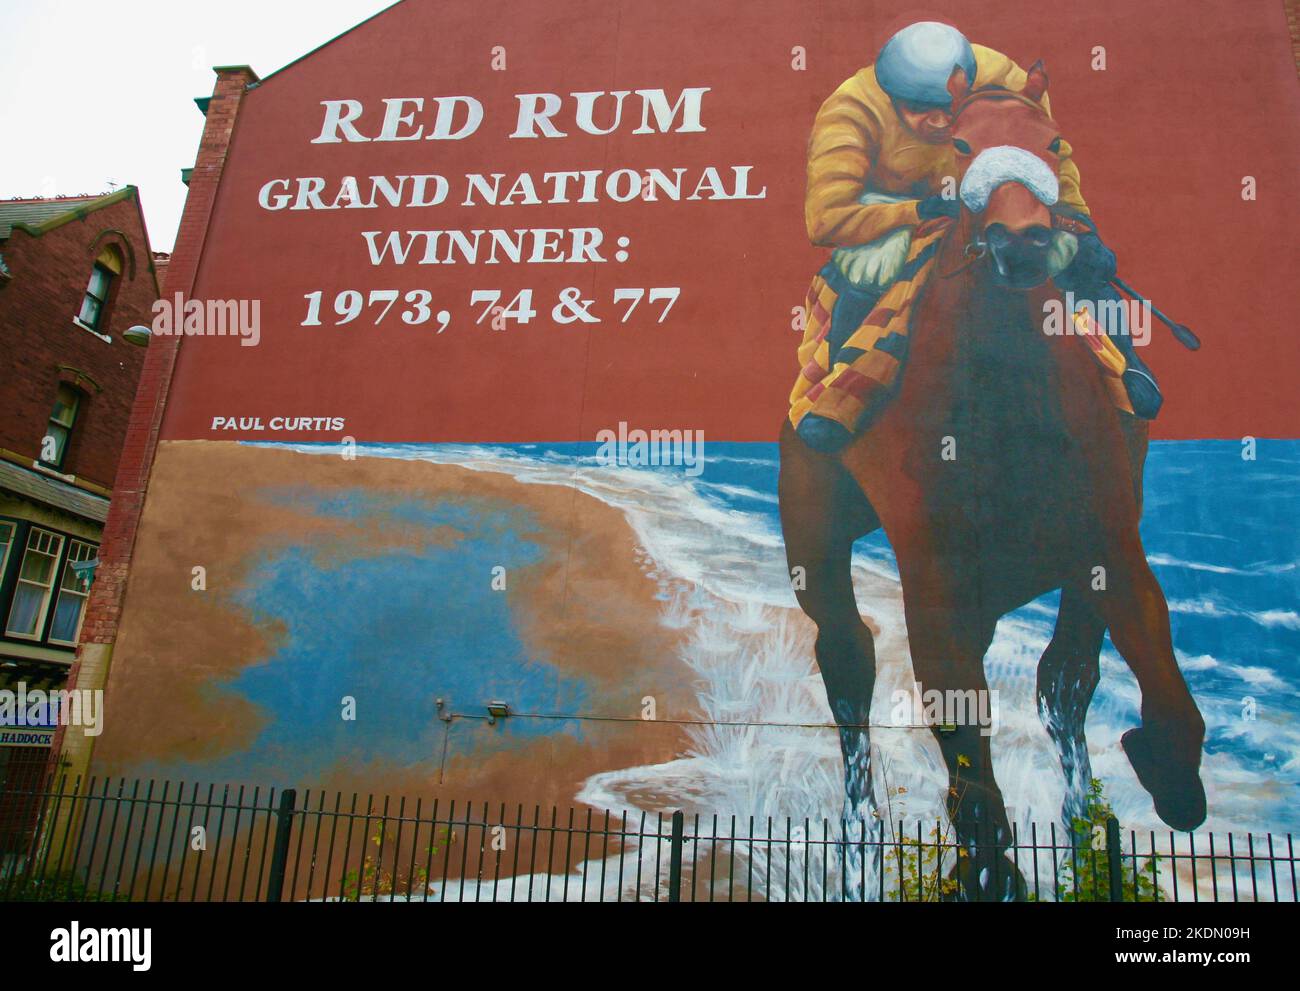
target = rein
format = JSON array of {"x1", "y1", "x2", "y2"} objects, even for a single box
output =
[
  {"x1": 951, "y1": 85, "x2": 1049, "y2": 119},
  {"x1": 932, "y1": 85, "x2": 1082, "y2": 279},
  {"x1": 940, "y1": 236, "x2": 987, "y2": 279}
]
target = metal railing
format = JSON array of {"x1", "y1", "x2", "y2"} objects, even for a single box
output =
[{"x1": 1, "y1": 776, "x2": 1295, "y2": 902}]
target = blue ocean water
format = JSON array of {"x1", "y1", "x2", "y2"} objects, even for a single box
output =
[
  {"x1": 229, "y1": 437, "x2": 1297, "y2": 835},
  {"x1": 497, "y1": 437, "x2": 1300, "y2": 828}
]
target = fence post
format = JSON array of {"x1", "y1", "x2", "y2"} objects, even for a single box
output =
[
  {"x1": 667, "y1": 810, "x2": 684, "y2": 902},
  {"x1": 1105, "y1": 815, "x2": 1123, "y2": 902},
  {"x1": 265, "y1": 788, "x2": 297, "y2": 903}
]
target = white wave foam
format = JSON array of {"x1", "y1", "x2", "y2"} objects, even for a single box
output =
[
  {"x1": 1168, "y1": 596, "x2": 1300, "y2": 632},
  {"x1": 699, "y1": 482, "x2": 779, "y2": 505},
  {"x1": 1149, "y1": 552, "x2": 1298, "y2": 578},
  {"x1": 259, "y1": 441, "x2": 1300, "y2": 896}
]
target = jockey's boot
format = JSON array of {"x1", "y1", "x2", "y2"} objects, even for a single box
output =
[
  {"x1": 797, "y1": 413, "x2": 855, "y2": 453},
  {"x1": 1094, "y1": 283, "x2": 1163, "y2": 420},
  {"x1": 1121, "y1": 353, "x2": 1163, "y2": 420}
]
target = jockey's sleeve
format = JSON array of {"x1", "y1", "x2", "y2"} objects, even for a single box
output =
[
  {"x1": 805, "y1": 71, "x2": 923, "y2": 247},
  {"x1": 974, "y1": 45, "x2": 1090, "y2": 216}
]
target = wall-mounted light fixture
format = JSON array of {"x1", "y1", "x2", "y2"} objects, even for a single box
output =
[
  {"x1": 486, "y1": 700, "x2": 511, "y2": 724},
  {"x1": 123, "y1": 324, "x2": 151, "y2": 347}
]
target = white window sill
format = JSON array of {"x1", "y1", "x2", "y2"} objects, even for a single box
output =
[
  {"x1": 72, "y1": 318, "x2": 112, "y2": 344},
  {"x1": 3, "y1": 630, "x2": 46, "y2": 644},
  {"x1": 30, "y1": 460, "x2": 76, "y2": 484}
]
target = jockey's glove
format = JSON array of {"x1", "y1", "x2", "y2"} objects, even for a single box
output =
[
  {"x1": 796, "y1": 413, "x2": 855, "y2": 454},
  {"x1": 1054, "y1": 226, "x2": 1117, "y2": 294},
  {"x1": 917, "y1": 195, "x2": 960, "y2": 221}
]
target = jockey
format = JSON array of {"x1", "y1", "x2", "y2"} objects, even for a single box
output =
[{"x1": 796, "y1": 21, "x2": 1162, "y2": 453}]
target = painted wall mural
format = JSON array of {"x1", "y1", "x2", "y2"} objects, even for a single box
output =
[{"x1": 90, "y1": 0, "x2": 1300, "y2": 900}]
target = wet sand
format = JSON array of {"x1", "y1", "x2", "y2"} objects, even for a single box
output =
[{"x1": 92, "y1": 441, "x2": 697, "y2": 810}]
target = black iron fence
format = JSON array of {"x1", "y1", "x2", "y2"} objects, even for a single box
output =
[{"x1": 1, "y1": 776, "x2": 1295, "y2": 903}]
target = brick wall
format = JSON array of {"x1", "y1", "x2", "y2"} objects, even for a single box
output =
[
  {"x1": 70, "y1": 67, "x2": 256, "y2": 658},
  {"x1": 1288, "y1": 0, "x2": 1300, "y2": 76},
  {"x1": 0, "y1": 193, "x2": 156, "y2": 490}
]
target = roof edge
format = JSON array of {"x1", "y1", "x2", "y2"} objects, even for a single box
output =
[
  {"x1": 9, "y1": 186, "x2": 139, "y2": 239},
  {"x1": 254, "y1": 0, "x2": 406, "y2": 88}
]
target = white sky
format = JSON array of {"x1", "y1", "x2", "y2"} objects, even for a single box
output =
[{"x1": 0, "y1": 0, "x2": 394, "y2": 252}]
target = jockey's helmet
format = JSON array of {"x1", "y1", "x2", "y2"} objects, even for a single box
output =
[{"x1": 876, "y1": 22, "x2": 977, "y2": 109}]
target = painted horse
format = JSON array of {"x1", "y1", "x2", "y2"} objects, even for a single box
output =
[{"x1": 779, "y1": 61, "x2": 1207, "y2": 900}]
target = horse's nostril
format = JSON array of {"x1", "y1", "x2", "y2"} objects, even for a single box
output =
[
  {"x1": 986, "y1": 227, "x2": 1051, "y2": 289},
  {"x1": 985, "y1": 223, "x2": 1011, "y2": 246},
  {"x1": 1025, "y1": 225, "x2": 1052, "y2": 247}
]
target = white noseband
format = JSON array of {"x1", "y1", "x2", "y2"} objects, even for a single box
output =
[{"x1": 959, "y1": 145, "x2": 1059, "y2": 213}]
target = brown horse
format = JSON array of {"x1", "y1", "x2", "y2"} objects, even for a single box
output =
[{"x1": 779, "y1": 62, "x2": 1206, "y2": 899}]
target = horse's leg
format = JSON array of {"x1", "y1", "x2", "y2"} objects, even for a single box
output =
[
  {"x1": 1037, "y1": 589, "x2": 1105, "y2": 824},
  {"x1": 901, "y1": 597, "x2": 1023, "y2": 900},
  {"x1": 1066, "y1": 411, "x2": 1205, "y2": 831},
  {"x1": 1080, "y1": 538, "x2": 1207, "y2": 831},
  {"x1": 778, "y1": 420, "x2": 881, "y2": 824},
  {"x1": 1038, "y1": 414, "x2": 1149, "y2": 826}
]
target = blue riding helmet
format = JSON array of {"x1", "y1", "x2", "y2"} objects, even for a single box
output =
[{"x1": 876, "y1": 22, "x2": 977, "y2": 108}]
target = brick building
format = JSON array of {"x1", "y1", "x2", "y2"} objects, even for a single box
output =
[{"x1": 0, "y1": 188, "x2": 160, "y2": 795}]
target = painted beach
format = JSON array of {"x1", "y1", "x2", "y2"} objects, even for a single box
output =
[{"x1": 89, "y1": 437, "x2": 1300, "y2": 898}]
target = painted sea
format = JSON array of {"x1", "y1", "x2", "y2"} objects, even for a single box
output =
[{"x1": 255, "y1": 436, "x2": 1299, "y2": 852}]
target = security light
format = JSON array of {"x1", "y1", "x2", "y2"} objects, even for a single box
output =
[
  {"x1": 486, "y1": 700, "x2": 510, "y2": 723},
  {"x1": 123, "y1": 324, "x2": 151, "y2": 347}
]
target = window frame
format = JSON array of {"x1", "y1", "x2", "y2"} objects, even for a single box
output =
[
  {"x1": 47, "y1": 539, "x2": 97, "y2": 647},
  {"x1": 4, "y1": 527, "x2": 66, "y2": 642},
  {"x1": 77, "y1": 262, "x2": 115, "y2": 332},
  {"x1": 39, "y1": 384, "x2": 81, "y2": 471},
  {"x1": 0, "y1": 521, "x2": 15, "y2": 580}
]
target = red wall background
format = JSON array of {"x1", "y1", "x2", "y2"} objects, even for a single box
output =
[{"x1": 159, "y1": 0, "x2": 1300, "y2": 443}]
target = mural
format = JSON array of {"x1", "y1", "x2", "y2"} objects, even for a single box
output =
[
  {"x1": 89, "y1": 0, "x2": 1300, "y2": 900},
  {"x1": 781, "y1": 30, "x2": 1208, "y2": 900}
]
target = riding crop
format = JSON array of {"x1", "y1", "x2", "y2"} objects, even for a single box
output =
[{"x1": 1110, "y1": 276, "x2": 1202, "y2": 351}]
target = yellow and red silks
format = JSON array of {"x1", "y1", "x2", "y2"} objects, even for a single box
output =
[
  {"x1": 788, "y1": 218, "x2": 953, "y2": 433},
  {"x1": 787, "y1": 218, "x2": 1134, "y2": 432}
]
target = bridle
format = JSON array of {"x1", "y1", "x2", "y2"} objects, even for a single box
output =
[
  {"x1": 950, "y1": 85, "x2": 1050, "y2": 119},
  {"x1": 939, "y1": 85, "x2": 1082, "y2": 278}
]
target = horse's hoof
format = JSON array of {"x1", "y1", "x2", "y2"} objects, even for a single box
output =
[
  {"x1": 948, "y1": 854, "x2": 1028, "y2": 902},
  {"x1": 1122, "y1": 727, "x2": 1207, "y2": 831}
]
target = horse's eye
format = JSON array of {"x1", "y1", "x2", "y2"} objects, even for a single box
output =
[
  {"x1": 1048, "y1": 136, "x2": 1062, "y2": 154},
  {"x1": 953, "y1": 138, "x2": 972, "y2": 155}
]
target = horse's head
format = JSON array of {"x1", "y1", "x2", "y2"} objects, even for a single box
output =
[{"x1": 946, "y1": 61, "x2": 1074, "y2": 289}]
